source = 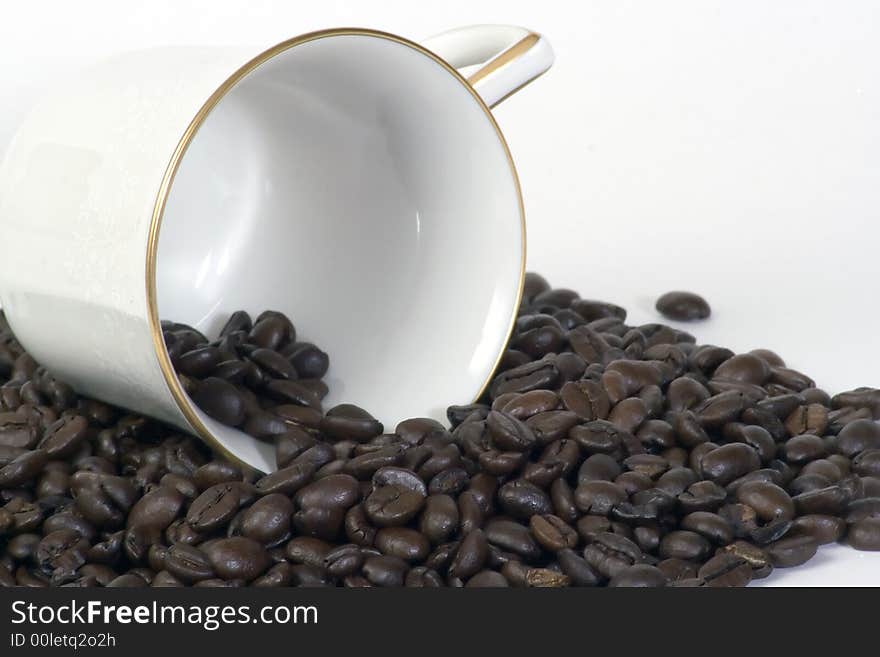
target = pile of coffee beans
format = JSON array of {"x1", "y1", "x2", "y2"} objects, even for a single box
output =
[
  {"x1": 1, "y1": 273, "x2": 879, "y2": 588},
  {"x1": 162, "y1": 312, "x2": 333, "y2": 449}
]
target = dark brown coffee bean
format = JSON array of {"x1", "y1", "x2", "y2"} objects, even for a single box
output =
[
  {"x1": 485, "y1": 519, "x2": 541, "y2": 561},
  {"x1": 489, "y1": 360, "x2": 560, "y2": 399},
  {"x1": 582, "y1": 532, "x2": 643, "y2": 579},
  {"x1": 295, "y1": 474, "x2": 360, "y2": 511},
  {"x1": 240, "y1": 494, "x2": 293, "y2": 545},
  {"x1": 699, "y1": 553, "x2": 752, "y2": 587},
  {"x1": 736, "y1": 481, "x2": 795, "y2": 521},
  {"x1": 765, "y1": 535, "x2": 818, "y2": 567},
  {"x1": 202, "y1": 537, "x2": 270, "y2": 581},
  {"x1": 126, "y1": 485, "x2": 184, "y2": 531},
  {"x1": 530, "y1": 514, "x2": 578, "y2": 551},
  {"x1": 420, "y1": 495, "x2": 459, "y2": 545},
  {"x1": 574, "y1": 481, "x2": 627, "y2": 516},
  {"x1": 361, "y1": 554, "x2": 408, "y2": 587},
  {"x1": 254, "y1": 461, "x2": 316, "y2": 496},
  {"x1": 186, "y1": 483, "x2": 240, "y2": 532},
  {"x1": 288, "y1": 344, "x2": 330, "y2": 379},
  {"x1": 790, "y1": 514, "x2": 846, "y2": 544},
  {"x1": 191, "y1": 378, "x2": 245, "y2": 427},
  {"x1": 498, "y1": 479, "x2": 553, "y2": 520},
  {"x1": 486, "y1": 411, "x2": 537, "y2": 452},
  {"x1": 608, "y1": 564, "x2": 668, "y2": 587},
  {"x1": 320, "y1": 405, "x2": 383, "y2": 442},
  {"x1": 700, "y1": 443, "x2": 761, "y2": 485},
  {"x1": 681, "y1": 512, "x2": 734, "y2": 545},
  {"x1": 655, "y1": 291, "x2": 710, "y2": 321},
  {"x1": 854, "y1": 449, "x2": 880, "y2": 477},
  {"x1": 363, "y1": 485, "x2": 424, "y2": 527},
  {"x1": 848, "y1": 518, "x2": 880, "y2": 551},
  {"x1": 165, "y1": 544, "x2": 214, "y2": 582},
  {"x1": 0, "y1": 449, "x2": 48, "y2": 487}
]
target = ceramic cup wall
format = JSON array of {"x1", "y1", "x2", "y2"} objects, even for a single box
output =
[{"x1": 0, "y1": 25, "x2": 553, "y2": 472}]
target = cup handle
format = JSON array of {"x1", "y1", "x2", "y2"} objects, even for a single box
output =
[{"x1": 421, "y1": 25, "x2": 554, "y2": 108}]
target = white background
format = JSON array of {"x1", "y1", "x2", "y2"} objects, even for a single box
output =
[{"x1": 1, "y1": 0, "x2": 878, "y2": 585}]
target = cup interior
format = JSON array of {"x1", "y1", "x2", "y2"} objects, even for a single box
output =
[{"x1": 156, "y1": 32, "x2": 524, "y2": 471}]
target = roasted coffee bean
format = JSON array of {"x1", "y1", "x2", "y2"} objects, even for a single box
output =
[
  {"x1": 575, "y1": 481, "x2": 627, "y2": 516},
  {"x1": 320, "y1": 405, "x2": 383, "y2": 442},
  {"x1": 848, "y1": 518, "x2": 880, "y2": 551},
  {"x1": 288, "y1": 344, "x2": 329, "y2": 379},
  {"x1": 655, "y1": 291, "x2": 711, "y2": 322},
  {"x1": 363, "y1": 485, "x2": 424, "y2": 527},
  {"x1": 793, "y1": 485, "x2": 850, "y2": 516},
  {"x1": 678, "y1": 481, "x2": 727, "y2": 513},
  {"x1": 448, "y1": 529, "x2": 488, "y2": 579},
  {"x1": 790, "y1": 514, "x2": 846, "y2": 544},
  {"x1": 186, "y1": 483, "x2": 240, "y2": 532},
  {"x1": 239, "y1": 494, "x2": 293, "y2": 545},
  {"x1": 837, "y1": 419, "x2": 880, "y2": 457},
  {"x1": 783, "y1": 434, "x2": 826, "y2": 464},
  {"x1": 659, "y1": 530, "x2": 712, "y2": 561},
  {"x1": 736, "y1": 481, "x2": 795, "y2": 521},
  {"x1": 699, "y1": 553, "x2": 752, "y2": 587},
  {"x1": 255, "y1": 462, "x2": 316, "y2": 496},
  {"x1": 126, "y1": 485, "x2": 184, "y2": 531},
  {"x1": 498, "y1": 479, "x2": 553, "y2": 519},
  {"x1": 201, "y1": 537, "x2": 270, "y2": 581},
  {"x1": 0, "y1": 449, "x2": 48, "y2": 488},
  {"x1": 583, "y1": 532, "x2": 643, "y2": 579},
  {"x1": 375, "y1": 528, "x2": 430, "y2": 562},
  {"x1": 608, "y1": 564, "x2": 668, "y2": 587},
  {"x1": 164, "y1": 544, "x2": 214, "y2": 582},
  {"x1": 853, "y1": 449, "x2": 880, "y2": 477},
  {"x1": 485, "y1": 519, "x2": 541, "y2": 561},
  {"x1": 681, "y1": 512, "x2": 733, "y2": 545},
  {"x1": 295, "y1": 474, "x2": 360, "y2": 511},
  {"x1": 419, "y1": 495, "x2": 459, "y2": 545},
  {"x1": 765, "y1": 535, "x2": 818, "y2": 567},
  {"x1": 191, "y1": 378, "x2": 246, "y2": 427},
  {"x1": 486, "y1": 411, "x2": 537, "y2": 452},
  {"x1": 673, "y1": 411, "x2": 709, "y2": 448},
  {"x1": 361, "y1": 554, "x2": 408, "y2": 587},
  {"x1": 700, "y1": 443, "x2": 761, "y2": 486},
  {"x1": 530, "y1": 514, "x2": 578, "y2": 551}
]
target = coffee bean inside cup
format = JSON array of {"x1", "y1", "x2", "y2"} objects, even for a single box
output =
[{"x1": 1, "y1": 273, "x2": 878, "y2": 588}]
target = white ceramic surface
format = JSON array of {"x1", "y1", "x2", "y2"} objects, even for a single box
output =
[{"x1": 0, "y1": 25, "x2": 554, "y2": 473}]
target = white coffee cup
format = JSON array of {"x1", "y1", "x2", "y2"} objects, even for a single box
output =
[{"x1": 0, "y1": 25, "x2": 553, "y2": 472}]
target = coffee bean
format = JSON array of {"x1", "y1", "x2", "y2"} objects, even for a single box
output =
[
  {"x1": 240, "y1": 494, "x2": 293, "y2": 545},
  {"x1": 498, "y1": 480, "x2": 553, "y2": 520},
  {"x1": 288, "y1": 344, "x2": 330, "y2": 379},
  {"x1": 583, "y1": 532, "x2": 643, "y2": 579},
  {"x1": 848, "y1": 518, "x2": 880, "y2": 551},
  {"x1": 765, "y1": 535, "x2": 818, "y2": 567},
  {"x1": 790, "y1": 514, "x2": 846, "y2": 544},
  {"x1": 530, "y1": 514, "x2": 578, "y2": 551},
  {"x1": 736, "y1": 481, "x2": 795, "y2": 521},
  {"x1": 698, "y1": 553, "x2": 752, "y2": 587},
  {"x1": 362, "y1": 555, "x2": 408, "y2": 587},
  {"x1": 295, "y1": 474, "x2": 360, "y2": 511},
  {"x1": 202, "y1": 537, "x2": 270, "y2": 581},
  {"x1": 609, "y1": 564, "x2": 668, "y2": 587},
  {"x1": 364, "y1": 485, "x2": 424, "y2": 527},
  {"x1": 165, "y1": 544, "x2": 214, "y2": 582},
  {"x1": 655, "y1": 291, "x2": 711, "y2": 322},
  {"x1": 420, "y1": 495, "x2": 459, "y2": 545},
  {"x1": 375, "y1": 528, "x2": 430, "y2": 562},
  {"x1": 191, "y1": 378, "x2": 246, "y2": 427}
]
